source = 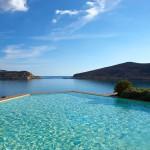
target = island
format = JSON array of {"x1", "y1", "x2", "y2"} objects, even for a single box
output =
[
  {"x1": 0, "y1": 70, "x2": 39, "y2": 80},
  {"x1": 73, "y1": 62, "x2": 150, "y2": 81}
]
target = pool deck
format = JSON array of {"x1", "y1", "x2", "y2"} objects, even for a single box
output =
[{"x1": 0, "y1": 91, "x2": 117, "y2": 103}]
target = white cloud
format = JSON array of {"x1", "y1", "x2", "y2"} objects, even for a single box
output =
[
  {"x1": 3, "y1": 45, "x2": 55, "y2": 59},
  {"x1": 52, "y1": 9, "x2": 80, "y2": 24},
  {"x1": 86, "y1": 1, "x2": 95, "y2": 7},
  {"x1": 33, "y1": 0, "x2": 121, "y2": 42},
  {"x1": 84, "y1": 0, "x2": 105, "y2": 21},
  {"x1": 0, "y1": 0, "x2": 28, "y2": 12},
  {"x1": 52, "y1": 0, "x2": 121, "y2": 32},
  {"x1": 56, "y1": 10, "x2": 79, "y2": 16}
]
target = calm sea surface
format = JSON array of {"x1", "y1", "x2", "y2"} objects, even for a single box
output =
[{"x1": 0, "y1": 79, "x2": 150, "y2": 96}]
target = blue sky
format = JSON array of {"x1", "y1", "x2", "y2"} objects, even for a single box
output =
[{"x1": 0, "y1": 0, "x2": 150, "y2": 75}]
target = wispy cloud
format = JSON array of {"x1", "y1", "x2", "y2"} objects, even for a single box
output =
[
  {"x1": 0, "y1": 44, "x2": 56, "y2": 72},
  {"x1": 33, "y1": 0, "x2": 121, "y2": 41},
  {"x1": 52, "y1": 10, "x2": 80, "y2": 24},
  {"x1": 33, "y1": 33, "x2": 118, "y2": 41},
  {"x1": 52, "y1": 0, "x2": 121, "y2": 33},
  {"x1": 35, "y1": 0, "x2": 121, "y2": 41},
  {"x1": 0, "y1": 0, "x2": 28, "y2": 12},
  {"x1": 3, "y1": 44, "x2": 55, "y2": 59}
]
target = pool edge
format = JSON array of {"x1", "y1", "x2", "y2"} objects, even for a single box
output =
[
  {"x1": 0, "y1": 91, "x2": 116, "y2": 103},
  {"x1": 31, "y1": 90, "x2": 116, "y2": 97},
  {"x1": 0, "y1": 94, "x2": 31, "y2": 103}
]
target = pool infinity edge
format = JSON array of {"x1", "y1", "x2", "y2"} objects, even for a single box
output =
[{"x1": 0, "y1": 91, "x2": 116, "y2": 103}]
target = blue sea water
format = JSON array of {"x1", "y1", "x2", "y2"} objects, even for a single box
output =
[
  {"x1": 0, "y1": 93, "x2": 150, "y2": 149},
  {"x1": 0, "y1": 79, "x2": 150, "y2": 96}
]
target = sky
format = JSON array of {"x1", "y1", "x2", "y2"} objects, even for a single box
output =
[{"x1": 0, "y1": 0, "x2": 150, "y2": 76}]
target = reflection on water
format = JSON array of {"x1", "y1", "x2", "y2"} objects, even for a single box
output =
[{"x1": 0, "y1": 79, "x2": 150, "y2": 96}]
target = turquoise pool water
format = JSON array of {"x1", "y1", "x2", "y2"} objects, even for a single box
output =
[{"x1": 0, "y1": 93, "x2": 150, "y2": 149}]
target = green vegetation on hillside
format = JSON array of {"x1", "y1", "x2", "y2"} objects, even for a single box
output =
[{"x1": 115, "y1": 80, "x2": 150, "y2": 101}]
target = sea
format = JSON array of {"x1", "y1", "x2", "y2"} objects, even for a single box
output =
[{"x1": 0, "y1": 77, "x2": 150, "y2": 96}]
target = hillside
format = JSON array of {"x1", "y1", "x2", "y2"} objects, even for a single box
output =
[
  {"x1": 0, "y1": 70, "x2": 38, "y2": 80},
  {"x1": 73, "y1": 62, "x2": 150, "y2": 81}
]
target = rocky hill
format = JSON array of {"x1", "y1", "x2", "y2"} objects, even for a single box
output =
[
  {"x1": 73, "y1": 62, "x2": 150, "y2": 81},
  {"x1": 0, "y1": 70, "x2": 38, "y2": 80}
]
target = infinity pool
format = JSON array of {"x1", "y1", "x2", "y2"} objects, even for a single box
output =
[{"x1": 0, "y1": 93, "x2": 150, "y2": 149}]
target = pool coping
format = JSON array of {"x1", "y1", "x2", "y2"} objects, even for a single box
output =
[
  {"x1": 0, "y1": 94, "x2": 31, "y2": 103},
  {"x1": 69, "y1": 91, "x2": 117, "y2": 97},
  {"x1": 31, "y1": 90, "x2": 117, "y2": 96},
  {"x1": 0, "y1": 91, "x2": 117, "y2": 103}
]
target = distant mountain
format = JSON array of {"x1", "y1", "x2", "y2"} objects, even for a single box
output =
[
  {"x1": 73, "y1": 62, "x2": 150, "y2": 81},
  {"x1": 0, "y1": 71, "x2": 39, "y2": 80}
]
